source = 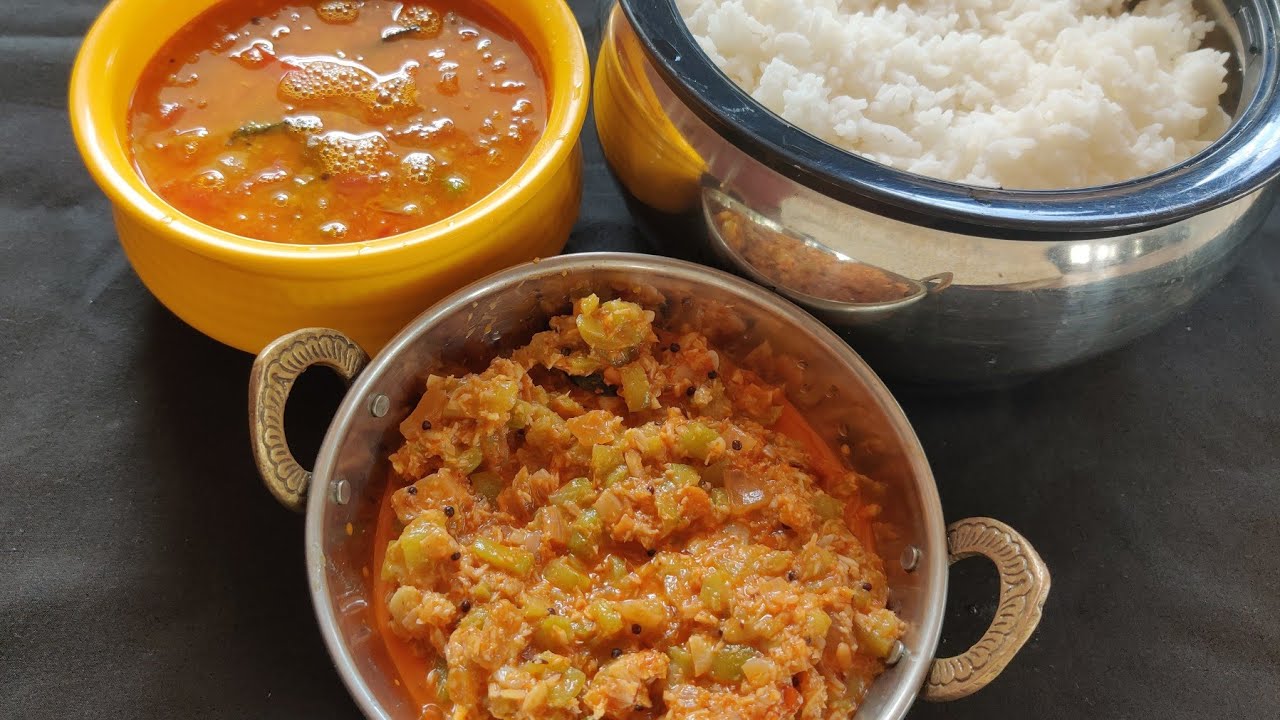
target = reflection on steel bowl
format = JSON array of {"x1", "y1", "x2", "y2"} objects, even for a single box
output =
[
  {"x1": 248, "y1": 254, "x2": 1050, "y2": 720},
  {"x1": 704, "y1": 186, "x2": 955, "y2": 327},
  {"x1": 594, "y1": 0, "x2": 1280, "y2": 385},
  {"x1": 714, "y1": 205, "x2": 915, "y2": 305}
]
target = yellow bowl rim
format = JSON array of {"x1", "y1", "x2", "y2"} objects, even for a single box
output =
[{"x1": 68, "y1": 0, "x2": 589, "y2": 275}]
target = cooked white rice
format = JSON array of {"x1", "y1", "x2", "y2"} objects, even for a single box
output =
[{"x1": 677, "y1": 0, "x2": 1232, "y2": 189}]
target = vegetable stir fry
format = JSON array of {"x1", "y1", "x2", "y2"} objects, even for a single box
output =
[{"x1": 376, "y1": 295, "x2": 903, "y2": 720}]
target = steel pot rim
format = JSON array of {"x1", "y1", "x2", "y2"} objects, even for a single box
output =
[{"x1": 619, "y1": 0, "x2": 1280, "y2": 239}]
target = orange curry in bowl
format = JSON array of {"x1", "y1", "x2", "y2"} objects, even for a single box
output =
[
  {"x1": 129, "y1": 0, "x2": 546, "y2": 244},
  {"x1": 372, "y1": 295, "x2": 904, "y2": 720}
]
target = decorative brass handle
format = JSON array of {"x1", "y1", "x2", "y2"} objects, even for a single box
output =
[
  {"x1": 924, "y1": 517, "x2": 1051, "y2": 702},
  {"x1": 248, "y1": 328, "x2": 370, "y2": 513}
]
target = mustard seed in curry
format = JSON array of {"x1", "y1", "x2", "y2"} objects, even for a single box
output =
[{"x1": 375, "y1": 294, "x2": 903, "y2": 720}]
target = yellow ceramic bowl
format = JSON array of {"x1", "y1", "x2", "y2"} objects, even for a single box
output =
[
  {"x1": 70, "y1": 0, "x2": 589, "y2": 354},
  {"x1": 594, "y1": 3, "x2": 703, "y2": 215}
]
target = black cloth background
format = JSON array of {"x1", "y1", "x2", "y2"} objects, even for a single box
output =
[{"x1": 1, "y1": 0, "x2": 1277, "y2": 717}]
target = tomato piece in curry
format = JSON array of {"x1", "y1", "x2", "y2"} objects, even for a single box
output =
[
  {"x1": 129, "y1": 0, "x2": 546, "y2": 244},
  {"x1": 373, "y1": 295, "x2": 904, "y2": 720}
]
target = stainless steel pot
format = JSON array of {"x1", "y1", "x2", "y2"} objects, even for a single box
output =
[
  {"x1": 594, "y1": 0, "x2": 1280, "y2": 385},
  {"x1": 248, "y1": 253, "x2": 1050, "y2": 719}
]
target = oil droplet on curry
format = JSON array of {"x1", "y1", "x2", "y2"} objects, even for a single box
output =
[{"x1": 129, "y1": 0, "x2": 547, "y2": 244}]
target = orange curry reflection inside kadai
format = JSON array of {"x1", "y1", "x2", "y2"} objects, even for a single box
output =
[
  {"x1": 129, "y1": 0, "x2": 546, "y2": 244},
  {"x1": 372, "y1": 295, "x2": 904, "y2": 720}
]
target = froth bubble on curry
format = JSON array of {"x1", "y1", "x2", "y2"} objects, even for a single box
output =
[
  {"x1": 129, "y1": 1, "x2": 546, "y2": 244},
  {"x1": 373, "y1": 294, "x2": 904, "y2": 720}
]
